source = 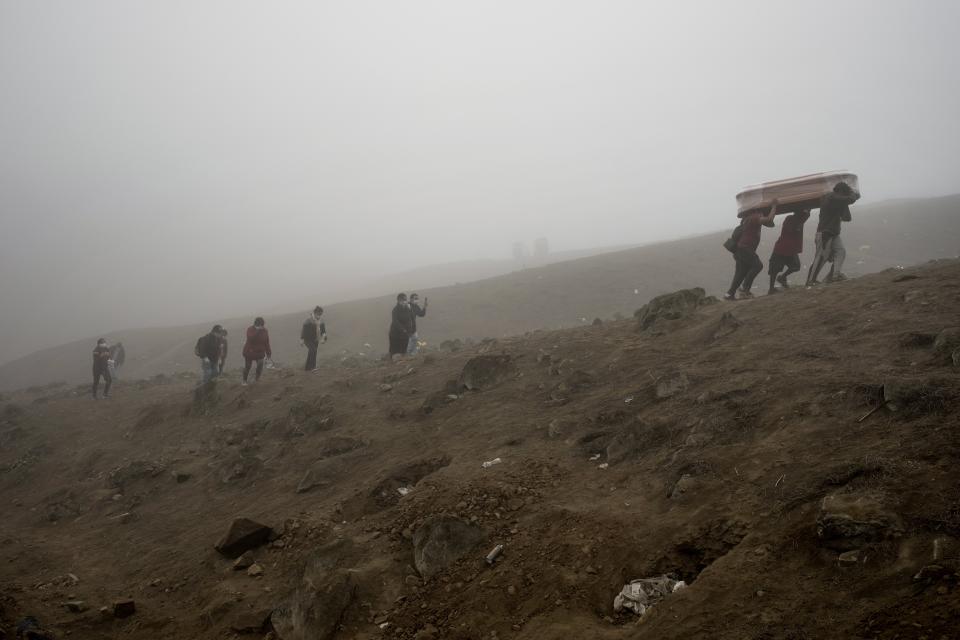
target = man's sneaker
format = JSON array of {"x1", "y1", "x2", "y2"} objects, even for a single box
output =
[
  {"x1": 723, "y1": 293, "x2": 736, "y2": 301},
  {"x1": 241, "y1": 381, "x2": 248, "y2": 386},
  {"x1": 776, "y1": 274, "x2": 789, "y2": 288}
]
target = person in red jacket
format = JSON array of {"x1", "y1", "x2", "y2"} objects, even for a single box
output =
[
  {"x1": 241, "y1": 317, "x2": 272, "y2": 385},
  {"x1": 725, "y1": 200, "x2": 778, "y2": 300}
]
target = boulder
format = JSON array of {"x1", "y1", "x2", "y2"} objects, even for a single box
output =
[
  {"x1": 412, "y1": 515, "x2": 485, "y2": 578},
  {"x1": 215, "y1": 518, "x2": 274, "y2": 558},
  {"x1": 816, "y1": 492, "x2": 903, "y2": 551},
  {"x1": 458, "y1": 355, "x2": 515, "y2": 391},
  {"x1": 271, "y1": 568, "x2": 355, "y2": 640},
  {"x1": 634, "y1": 287, "x2": 708, "y2": 331}
]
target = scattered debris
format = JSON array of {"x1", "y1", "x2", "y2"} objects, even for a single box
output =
[
  {"x1": 247, "y1": 563, "x2": 264, "y2": 577},
  {"x1": 485, "y1": 544, "x2": 504, "y2": 565},
  {"x1": 62, "y1": 600, "x2": 88, "y2": 613},
  {"x1": 481, "y1": 458, "x2": 502, "y2": 468},
  {"x1": 613, "y1": 575, "x2": 686, "y2": 615},
  {"x1": 397, "y1": 486, "x2": 414, "y2": 497}
]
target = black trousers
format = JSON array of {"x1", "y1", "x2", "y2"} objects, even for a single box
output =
[
  {"x1": 93, "y1": 366, "x2": 112, "y2": 398},
  {"x1": 304, "y1": 342, "x2": 318, "y2": 371},
  {"x1": 728, "y1": 247, "x2": 763, "y2": 295},
  {"x1": 243, "y1": 357, "x2": 264, "y2": 382}
]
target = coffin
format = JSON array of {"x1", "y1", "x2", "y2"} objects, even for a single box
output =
[{"x1": 736, "y1": 171, "x2": 859, "y2": 217}]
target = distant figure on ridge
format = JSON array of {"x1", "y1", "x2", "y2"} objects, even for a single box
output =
[
  {"x1": 92, "y1": 338, "x2": 112, "y2": 400},
  {"x1": 725, "y1": 199, "x2": 778, "y2": 300},
  {"x1": 767, "y1": 208, "x2": 811, "y2": 294},
  {"x1": 195, "y1": 324, "x2": 225, "y2": 384},
  {"x1": 389, "y1": 293, "x2": 415, "y2": 361},
  {"x1": 806, "y1": 181, "x2": 860, "y2": 285},
  {"x1": 242, "y1": 317, "x2": 271, "y2": 385},
  {"x1": 216, "y1": 329, "x2": 229, "y2": 375},
  {"x1": 408, "y1": 293, "x2": 429, "y2": 355},
  {"x1": 300, "y1": 306, "x2": 327, "y2": 371}
]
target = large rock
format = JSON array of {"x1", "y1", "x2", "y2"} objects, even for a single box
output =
[
  {"x1": 634, "y1": 287, "x2": 709, "y2": 331},
  {"x1": 412, "y1": 515, "x2": 485, "y2": 578},
  {"x1": 271, "y1": 569, "x2": 355, "y2": 640},
  {"x1": 215, "y1": 518, "x2": 274, "y2": 558},
  {"x1": 816, "y1": 492, "x2": 903, "y2": 551},
  {"x1": 458, "y1": 355, "x2": 515, "y2": 391}
]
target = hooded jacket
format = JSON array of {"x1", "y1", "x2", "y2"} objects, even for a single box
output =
[{"x1": 242, "y1": 326, "x2": 272, "y2": 360}]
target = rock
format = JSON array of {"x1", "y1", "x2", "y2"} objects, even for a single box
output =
[
  {"x1": 296, "y1": 468, "x2": 331, "y2": 494},
  {"x1": 933, "y1": 328, "x2": 960, "y2": 354},
  {"x1": 247, "y1": 563, "x2": 264, "y2": 577},
  {"x1": 378, "y1": 383, "x2": 394, "y2": 392},
  {"x1": 634, "y1": 287, "x2": 708, "y2": 331},
  {"x1": 898, "y1": 332, "x2": 937, "y2": 348},
  {"x1": 171, "y1": 470, "x2": 192, "y2": 483},
  {"x1": 113, "y1": 599, "x2": 136, "y2": 618},
  {"x1": 882, "y1": 379, "x2": 949, "y2": 416},
  {"x1": 702, "y1": 311, "x2": 741, "y2": 341},
  {"x1": 234, "y1": 551, "x2": 255, "y2": 570},
  {"x1": 229, "y1": 609, "x2": 272, "y2": 634},
  {"x1": 816, "y1": 492, "x2": 903, "y2": 551},
  {"x1": 412, "y1": 515, "x2": 486, "y2": 578},
  {"x1": 892, "y1": 273, "x2": 920, "y2": 282},
  {"x1": 215, "y1": 518, "x2": 274, "y2": 558},
  {"x1": 271, "y1": 568, "x2": 356, "y2": 640},
  {"x1": 317, "y1": 436, "x2": 365, "y2": 458},
  {"x1": 63, "y1": 600, "x2": 88, "y2": 613},
  {"x1": 414, "y1": 623, "x2": 439, "y2": 639},
  {"x1": 837, "y1": 550, "x2": 860, "y2": 565},
  {"x1": 670, "y1": 474, "x2": 697, "y2": 499},
  {"x1": 655, "y1": 371, "x2": 689, "y2": 399},
  {"x1": 458, "y1": 355, "x2": 516, "y2": 391}
]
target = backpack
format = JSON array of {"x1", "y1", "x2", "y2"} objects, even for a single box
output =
[{"x1": 723, "y1": 224, "x2": 743, "y2": 253}]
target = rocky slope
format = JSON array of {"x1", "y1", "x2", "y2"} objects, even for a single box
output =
[{"x1": 1, "y1": 259, "x2": 959, "y2": 639}]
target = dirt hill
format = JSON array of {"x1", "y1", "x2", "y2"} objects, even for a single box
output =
[
  {"x1": 3, "y1": 194, "x2": 958, "y2": 393},
  {"x1": 1, "y1": 259, "x2": 959, "y2": 639}
]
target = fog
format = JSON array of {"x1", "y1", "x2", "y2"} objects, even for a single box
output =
[{"x1": 1, "y1": 0, "x2": 959, "y2": 365}]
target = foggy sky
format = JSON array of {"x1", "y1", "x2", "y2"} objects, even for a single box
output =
[{"x1": 2, "y1": 0, "x2": 959, "y2": 365}]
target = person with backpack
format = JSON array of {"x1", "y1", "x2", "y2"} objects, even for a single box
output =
[
  {"x1": 407, "y1": 293, "x2": 428, "y2": 355},
  {"x1": 92, "y1": 338, "x2": 113, "y2": 399},
  {"x1": 806, "y1": 181, "x2": 860, "y2": 285},
  {"x1": 195, "y1": 325, "x2": 224, "y2": 384},
  {"x1": 725, "y1": 200, "x2": 778, "y2": 300},
  {"x1": 300, "y1": 306, "x2": 327, "y2": 371},
  {"x1": 767, "y1": 208, "x2": 811, "y2": 294},
  {"x1": 389, "y1": 293, "x2": 415, "y2": 361},
  {"x1": 241, "y1": 317, "x2": 272, "y2": 385}
]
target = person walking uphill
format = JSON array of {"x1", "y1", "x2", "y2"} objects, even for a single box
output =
[
  {"x1": 300, "y1": 306, "x2": 327, "y2": 372},
  {"x1": 92, "y1": 338, "x2": 112, "y2": 399},
  {"x1": 242, "y1": 317, "x2": 271, "y2": 385},
  {"x1": 726, "y1": 200, "x2": 778, "y2": 300},
  {"x1": 407, "y1": 293, "x2": 428, "y2": 355},
  {"x1": 807, "y1": 181, "x2": 860, "y2": 285},
  {"x1": 195, "y1": 325, "x2": 225, "y2": 385},
  {"x1": 767, "y1": 208, "x2": 811, "y2": 294},
  {"x1": 389, "y1": 293, "x2": 415, "y2": 361}
]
